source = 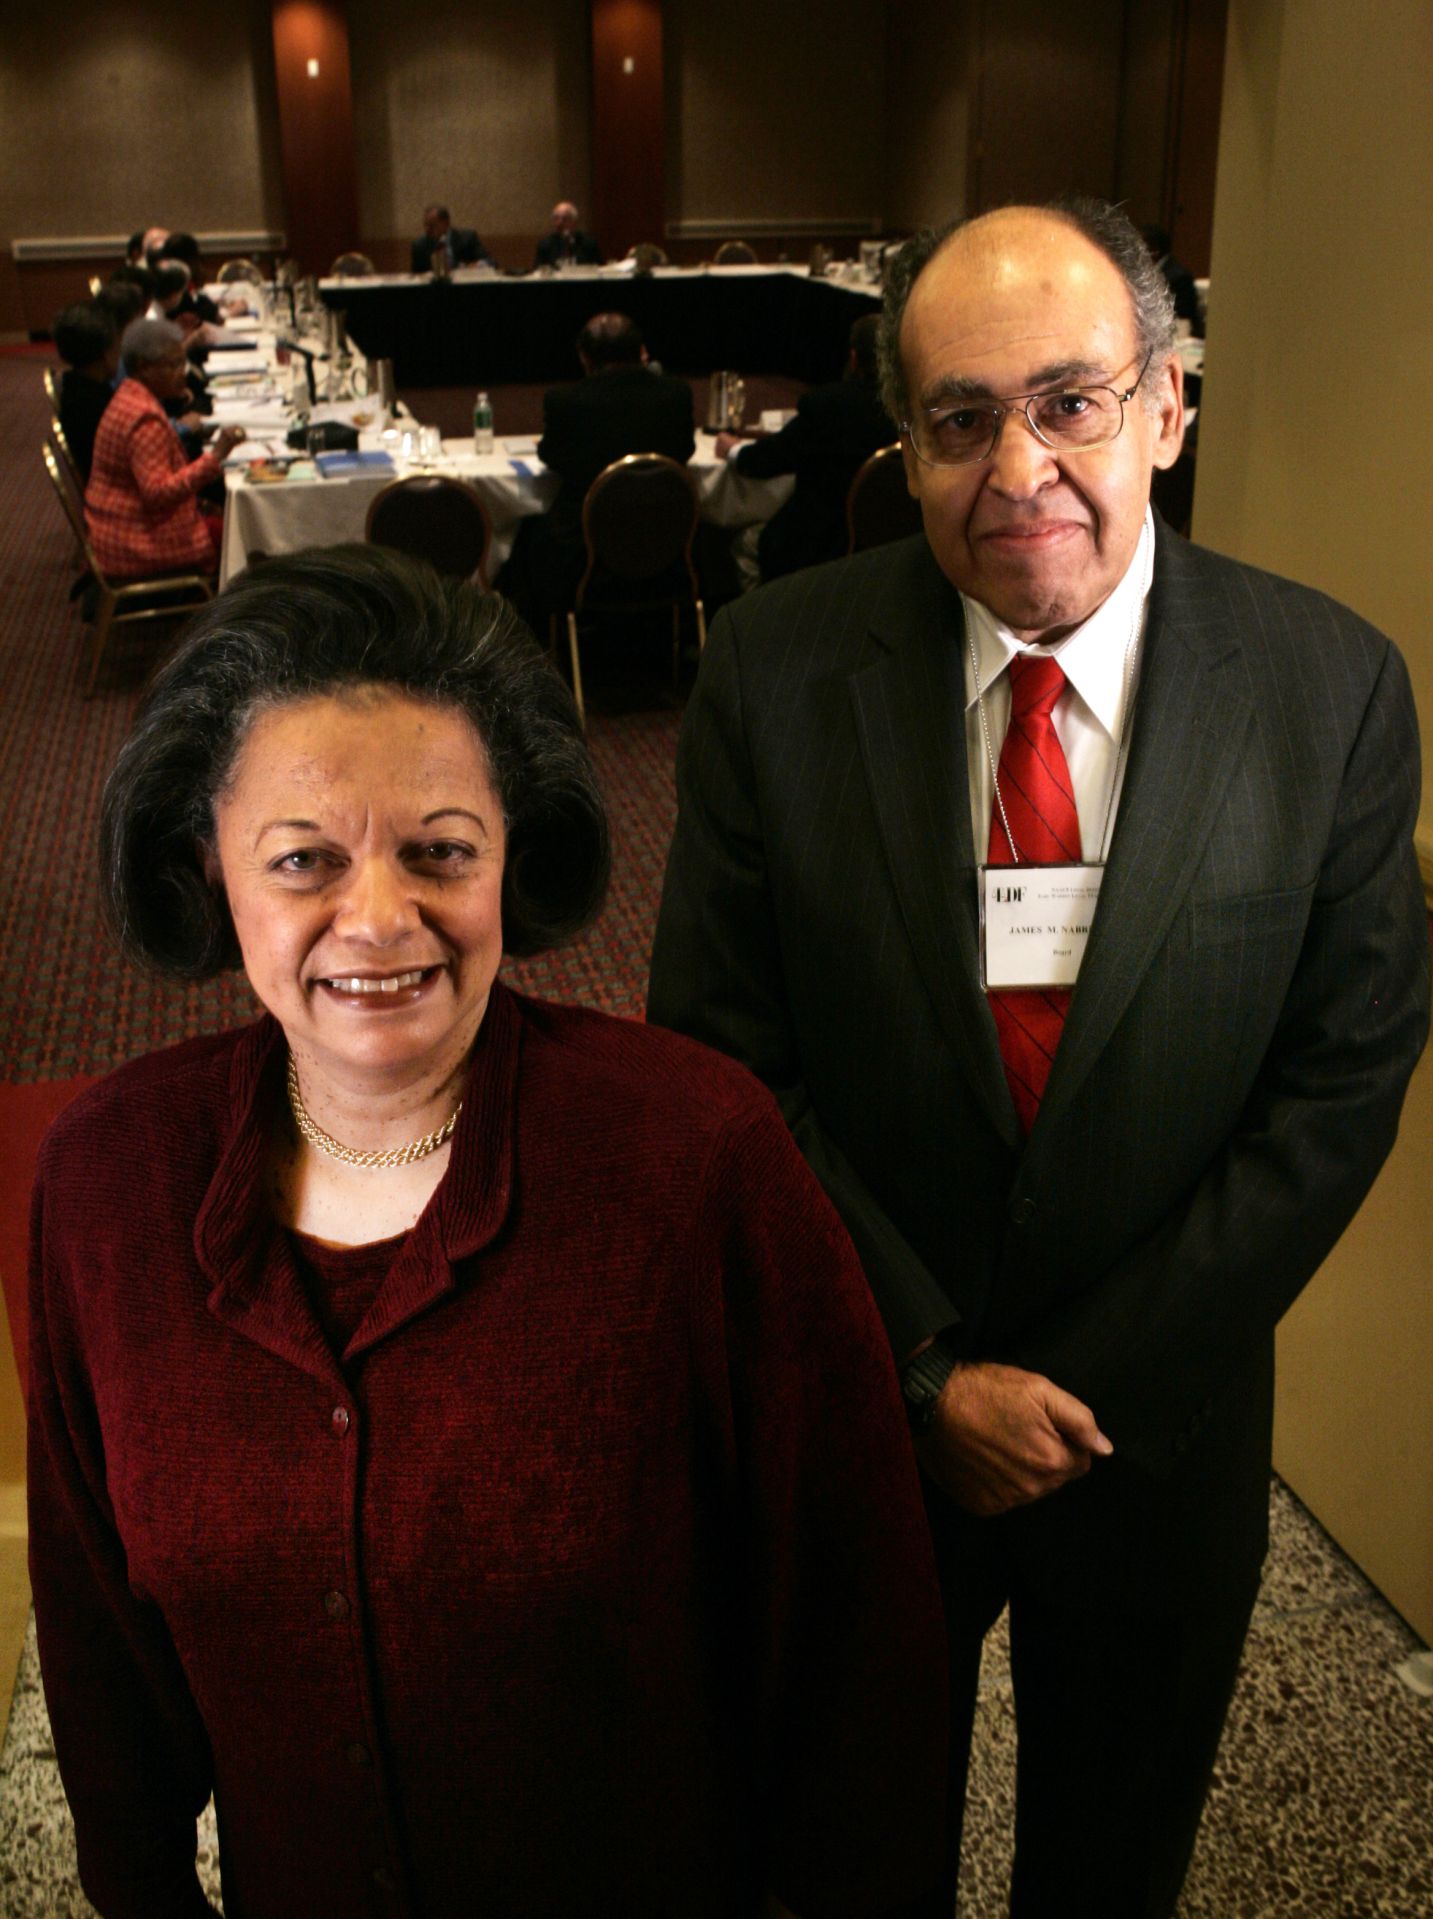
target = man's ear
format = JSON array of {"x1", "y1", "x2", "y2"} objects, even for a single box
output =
[{"x1": 1150, "y1": 353, "x2": 1186, "y2": 473}]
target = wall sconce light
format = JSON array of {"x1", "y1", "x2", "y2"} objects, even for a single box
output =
[
  {"x1": 306, "y1": 57, "x2": 320, "y2": 77},
  {"x1": 622, "y1": 56, "x2": 635, "y2": 74}
]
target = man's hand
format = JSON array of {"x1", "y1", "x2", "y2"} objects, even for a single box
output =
[
  {"x1": 714, "y1": 431, "x2": 741, "y2": 459},
  {"x1": 918, "y1": 1361, "x2": 1113, "y2": 1516}
]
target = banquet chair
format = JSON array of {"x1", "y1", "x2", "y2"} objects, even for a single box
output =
[
  {"x1": 629, "y1": 243, "x2": 668, "y2": 274},
  {"x1": 42, "y1": 443, "x2": 213, "y2": 697},
  {"x1": 714, "y1": 240, "x2": 757, "y2": 264},
  {"x1": 846, "y1": 443, "x2": 922, "y2": 554},
  {"x1": 331, "y1": 252, "x2": 376, "y2": 278},
  {"x1": 42, "y1": 367, "x2": 61, "y2": 418},
  {"x1": 218, "y1": 258, "x2": 263, "y2": 284},
  {"x1": 365, "y1": 476, "x2": 492, "y2": 588},
  {"x1": 562, "y1": 453, "x2": 706, "y2": 726},
  {"x1": 46, "y1": 430, "x2": 90, "y2": 578}
]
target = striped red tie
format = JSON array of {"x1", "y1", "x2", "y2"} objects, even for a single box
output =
[{"x1": 987, "y1": 655, "x2": 1080, "y2": 1135}]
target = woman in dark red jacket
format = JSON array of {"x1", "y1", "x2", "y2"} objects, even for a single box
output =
[{"x1": 28, "y1": 546, "x2": 946, "y2": 1919}]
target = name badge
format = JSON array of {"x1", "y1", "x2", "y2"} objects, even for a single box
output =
[{"x1": 979, "y1": 864, "x2": 1104, "y2": 990}]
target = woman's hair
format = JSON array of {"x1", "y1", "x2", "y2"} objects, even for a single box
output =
[
  {"x1": 52, "y1": 301, "x2": 116, "y2": 369},
  {"x1": 100, "y1": 545, "x2": 611, "y2": 977},
  {"x1": 120, "y1": 315, "x2": 184, "y2": 373}
]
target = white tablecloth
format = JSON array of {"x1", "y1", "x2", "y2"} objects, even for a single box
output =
[{"x1": 220, "y1": 434, "x2": 791, "y2": 588}]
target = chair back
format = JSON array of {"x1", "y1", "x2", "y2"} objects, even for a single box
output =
[
  {"x1": 42, "y1": 366, "x2": 61, "y2": 417},
  {"x1": 49, "y1": 421, "x2": 84, "y2": 498},
  {"x1": 218, "y1": 258, "x2": 262, "y2": 284},
  {"x1": 331, "y1": 251, "x2": 376, "y2": 278},
  {"x1": 846, "y1": 443, "x2": 923, "y2": 554},
  {"x1": 578, "y1": 455, "x2": 699, "y2": 598},
  {"x1": 714, "y1": 240, "x2": 757, "y2": 265},
  {"x1": 366, "y1": 476, "x2": 492, "y2": 586},
  {"x1": 43, "y1": 439, "x2": 99, "y2": 573}
]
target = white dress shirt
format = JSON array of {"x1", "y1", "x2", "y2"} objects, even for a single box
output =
[{"x1": 961, "y1": 509, "x2": 1155, "y2": 864}]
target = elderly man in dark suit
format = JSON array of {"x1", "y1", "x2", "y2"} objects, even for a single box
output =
[
  {"x1": 497, "y1": 311, "x2": 694, "y2": 624},
  {"x1": 410, "y1": 204, "x2": 493, "y2": 275},
  {"x1": 534, "y1": 200, "x2": 603, "y2": 269},
  {"x1": 648, "y1": 196, "x2": 1428, "y2": 1919}
]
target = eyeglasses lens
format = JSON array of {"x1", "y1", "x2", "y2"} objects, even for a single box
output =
[{"x1": 915, "y1": 387, "x2": 1122, "y2": 465}]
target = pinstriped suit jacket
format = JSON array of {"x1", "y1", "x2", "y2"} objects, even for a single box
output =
[{"x1": 648, "y1": 521, "x2": 1429, "y2": 1483}]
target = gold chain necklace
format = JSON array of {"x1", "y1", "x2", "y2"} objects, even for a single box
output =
[{"x1": 286, "y1": 1055, "x2": 462, "y2": 1169}]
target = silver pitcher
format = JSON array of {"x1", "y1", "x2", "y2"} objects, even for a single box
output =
[{"x1": 705, "y1": 371, "x2": 746, "y2": 432}]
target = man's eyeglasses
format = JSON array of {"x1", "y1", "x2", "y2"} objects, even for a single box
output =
[{"x1": 905, "y1": 348, "x2": 1154, "y2": 467}]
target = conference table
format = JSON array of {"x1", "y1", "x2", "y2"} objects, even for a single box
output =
[
  {"x1": 318, "y1": 262, "x2": 882, "y2": 388},
  {"x1": 219, "y1": 432, "x2": 792, "y2": 590}
]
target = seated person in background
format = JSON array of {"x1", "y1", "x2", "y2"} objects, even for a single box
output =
[
  {"x1": 1142, "y1": 223, "x2": 1203, "y2": 337},
  {"x1": 96, "y1": 276, "x2": 146, "y2": 338},
  {"x1": 124, "y1": 230, "x2": 146, "y2": 267},
  {"x1": 157, "y1": 232, "x2": 225, "y2": 324},
  {"x1": 497, "y1": 312, "x2": 695, "y2": 622},
  {"x1": 141, "y1": 223, "x2": 170, "y2": 262},
  {"x1": 534, "y1": 201, "x2": 602, "y2": 269},
  {"x1": 716, "y1": 312, "x2": 896, "y2": 584},
  {"x1": 411, "y1": 203, "x2": 494, "y2": 274},
  {"x1": 84, "y1": 317, "x2": 243, "y2": 580},
  {"x1": 53, "y1": 301, "x2": 121, "y2": 479}
]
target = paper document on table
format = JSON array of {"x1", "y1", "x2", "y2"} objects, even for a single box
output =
[
  {"x1": 504, "y1": 437, "x2": 538, "y2": 455},
  {"x1": 223, "y1": 440, "x2": 289, "y2": 468},
  {"x1": 203, "y1": 349, "x2": 267, "y2": 374}
]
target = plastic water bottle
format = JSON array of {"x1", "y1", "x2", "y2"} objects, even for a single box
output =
[{"x1": 472, "y1": 391, "x2": 494, "y2": 455}]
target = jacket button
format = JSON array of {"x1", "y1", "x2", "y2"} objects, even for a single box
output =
[
  {"x1": 1008, "y1": 1196, "x2": 1038, "y2": 1227},
  {"x1": 323, "y1": 1590, "x2": 350, "y2": 1620},
  {"x1": 372, "y1": 1866, "x2": 398, "y2": 1892},
  {"x1": 346, "y1": 1741, "x2": 372, "y2": 1768},
  {"x1": 331, "y1": 1406, "x2": 351, "y2": 1435}
]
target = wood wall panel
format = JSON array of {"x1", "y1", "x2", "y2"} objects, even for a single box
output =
[
  {"x1": 591, "y1": 0, "x2": 665, "y2": 258},
  {"x1": 271, "y1": 0, "x2": 361, "y2": 274}
]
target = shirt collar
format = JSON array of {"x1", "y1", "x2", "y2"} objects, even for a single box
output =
[{"x1": 961, "y1": 507, "x2": 1155, "y2": 739}]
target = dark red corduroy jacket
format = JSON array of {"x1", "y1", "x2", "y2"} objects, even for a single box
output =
[{"x1": 28, "y1": 985, "x2": 946, "y2": 1919}]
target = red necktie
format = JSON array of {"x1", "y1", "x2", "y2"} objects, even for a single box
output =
[{"x1": 987, "y1": 654, "x2": 1080, "y2": 1135}]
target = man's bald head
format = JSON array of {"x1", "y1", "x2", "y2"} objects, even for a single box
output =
[{"x1": 878, "y1": 197, "x2": 1176, "y2": 428}]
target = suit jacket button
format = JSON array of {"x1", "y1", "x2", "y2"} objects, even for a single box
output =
[{"x1": 1008, "y1": 1196, "x2": 1038, "y2": 1227}]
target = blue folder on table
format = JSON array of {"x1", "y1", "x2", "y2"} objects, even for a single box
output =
[{"x1": 314, "y1": 450, "x2": 396, "y2": 479}]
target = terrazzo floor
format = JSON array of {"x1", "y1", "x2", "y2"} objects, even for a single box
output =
[{"x1": 2, "y1": 1479, "x2": 1428, "y2": 1916}]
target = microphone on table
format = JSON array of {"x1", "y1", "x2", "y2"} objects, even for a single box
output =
[{"x1": 278, "y1": 338, "x2": 322, "y2": 407}]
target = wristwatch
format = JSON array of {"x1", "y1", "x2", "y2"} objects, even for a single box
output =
[{"x1": 900, "y1": 1335, "x2": 960, "y2": 1434}]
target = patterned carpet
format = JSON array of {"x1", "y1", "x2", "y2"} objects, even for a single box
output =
[{"x1": 3, "y1": 352, "x2": 1431, "y2": 1917}]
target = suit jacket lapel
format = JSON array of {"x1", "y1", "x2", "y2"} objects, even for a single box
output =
[
  {"x1": 850, "y1": 543, "x2": 1019, "y2": 1145},
  {"x1": 1037, "y1": 524, "x2": 1255, "y2": 1128}
]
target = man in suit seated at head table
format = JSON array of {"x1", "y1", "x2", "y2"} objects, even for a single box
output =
[
  {"x1": 410, "y1": 203, "x2": 494, "y2": 276},
  {"x1": 647, "y1": 194, "x2": 1429, "y2": 1919},
  {"x1": 534, "y1": 201, "x2": 603, "y2": 270},
  {"x1": 496, "y1": 311, "x2": 695, "y2": 625},
  {"x1": 715, "y1": 311, "x2": 896, "y2": 584}
]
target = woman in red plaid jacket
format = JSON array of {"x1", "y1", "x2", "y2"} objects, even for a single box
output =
[{"x1": 84, "y1": 317, "x2": 244, "y2": 580}]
